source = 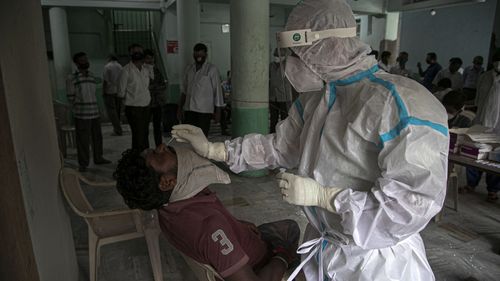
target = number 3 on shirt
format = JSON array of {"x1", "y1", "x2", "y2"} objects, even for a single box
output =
[{"x1": 211, "y1": 229, "x2": 234, "y2": 255}]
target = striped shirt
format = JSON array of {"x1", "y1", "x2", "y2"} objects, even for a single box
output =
[{"x1": 66, "y1": 71, "x2": 100, "y2": 119}]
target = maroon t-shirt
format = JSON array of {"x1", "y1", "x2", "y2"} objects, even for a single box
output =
[{"x1": 158, "y1": 189, "x2": 269, "y2": 278}]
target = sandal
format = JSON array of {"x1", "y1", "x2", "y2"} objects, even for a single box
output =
[
  {"x1": 458, "y1": 186, "x2": 475, "y2": 194},
  {"x1": 487, "y1": 192, "x2": 498, "y2": 202}
]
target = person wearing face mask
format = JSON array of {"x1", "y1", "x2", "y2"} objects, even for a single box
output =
[
  {"x1": 433, "y1": 57, "x2": 464, "y2": 91},
  {"x1": 171, "y1": 0, "x2": 449, "y2": 280},
  {"x1": 466, "y1": 52, "x2": 500, "y2": 202},
  {"x1": 67, "y1": 52, "x2": 111, "y2": 172},
  {"x1": 462, "y1": 56, "x2": 484, "y2": 101},
  {"x1": 389, "y1": 51, "x2": 411, "y2": 78},
  {"x1": 417, "y1": 52, "x2": 442, "y2": 91},
  {"x1": 269, "y1": 48, "x2": 293, "y2": 133},
  {"x1": 114, "y1": 145, "x2": 301, "y2": 281},
  {"x1": 178, "y1": 43, "x2": 224, "y2": 137},
  {"x1": 118, "y1": 43, "x2": 153, "y2": 151}
]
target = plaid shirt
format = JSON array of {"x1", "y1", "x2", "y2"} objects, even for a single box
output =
[{"x1": 66, "y1": 71, "x2": 101, "y2": 119}]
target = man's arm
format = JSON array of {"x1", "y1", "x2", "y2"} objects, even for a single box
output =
[{"x1": 117, "y1": 67, "x2": 128, "y2": 99}]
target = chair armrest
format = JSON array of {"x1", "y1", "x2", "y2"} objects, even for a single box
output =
[
  {"x1": 79, "y1": 175, "x2": 116, "y2": 187},
  {"x1": 83, "y1": 208, "x2": 140, "y2": 218}
]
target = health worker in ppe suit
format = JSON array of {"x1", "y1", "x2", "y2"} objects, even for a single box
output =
[{"x1": 172, "y1": 0, "x2": 449, "y2": 280}]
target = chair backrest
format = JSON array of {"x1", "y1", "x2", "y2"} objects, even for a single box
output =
[
  {"x1": 59, "y1": 168, "x2": 94, "y2": 217},
  {"x1": 180, "y1": 253, "x2": 221, "y2": 281},
  {"x1": 53, "y1": 101, "x2": 72, "y2": 126}
]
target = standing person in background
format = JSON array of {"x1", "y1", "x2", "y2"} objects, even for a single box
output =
[
  {"x1": 102, "y1": 54, "x2": 123, "y2": 136},
  {"x1": 67, "y1": 52, "x2": 110, "y2": 172},
  {"x1": 269, "y1": 48, "x2": 292, "y2": 134},
  {"x1": 433, "y1": 57, "x2": 464, "y2": 91},
  {"x1": 144, "y1": 49, "x2": 167, "y2": 147},
  {"x1": 178, "y1": 43, "x2": 224, "y2": 136},
  {"x1": 390, "y1": 51, "x2": 411, "y2": 78},
  {"x1": 417, "y1": 52, "x2": 442, "y2": 91},
  {"x1": 378, "y1": 51, "x2": 391, "y2": 72},
  {"x1": 462, "y1": 56, "x2": 484, "y2": 101},
  {"x1": 118, "y1": 43, "x2": 152, "y2": 151},
  {"x1": 465, "y1": 52, "x2": 500, "y2": 202},
  {"x1": 221, "y1": 70, "x2": 232, "y2": 136}
]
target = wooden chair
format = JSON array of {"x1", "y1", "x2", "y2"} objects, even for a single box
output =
[{"x1": 59, "y1": 168, "x2": 163, "y2": 281}]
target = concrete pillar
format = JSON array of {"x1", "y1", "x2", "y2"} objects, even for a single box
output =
[
  {"x1": 177, "y1": 0, "x2": 200, "y2": 77},
  {"x1": 230, "y1": 0, "x2": 269, "y2": 176},
  {"x1": 49, "y1": 7, "x2": 72, "y2": 102},
  {"x1": 380, "y1": 12, "x2": 401, "y2": 65}
]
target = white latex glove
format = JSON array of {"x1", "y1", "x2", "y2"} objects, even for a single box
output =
[
  {"x1": 171, "y1": 124, "x2": 227, "y2": 162},
  {"x1": 277, "y1": 172, "x2": 343, "y2": 213}
]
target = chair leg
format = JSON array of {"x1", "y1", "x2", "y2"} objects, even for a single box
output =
[
  {"x1": 144, "y1": 228, "x2": 163, "y2": 281},
  {"x1": 89, "y1": 231, "x2": 101, "y2": 281}
]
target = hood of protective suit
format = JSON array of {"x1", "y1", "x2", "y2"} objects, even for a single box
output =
[
  {"x1": 168, "y1": 146, "x2": 231, "y2": 203},
  {"x1": 286, "y1": 0, "x2": 375, "y2": 81}
]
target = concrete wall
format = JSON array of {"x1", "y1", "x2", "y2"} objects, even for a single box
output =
[
  {"x1": 399, "y1": 0, "x2": 498, "y2": 74},
  {"x1": 0, "y1": 0, "x2": 78, "y2": 280},
  {"x1": 357, "y1": 15, "x2": 387, "y2": 53}
]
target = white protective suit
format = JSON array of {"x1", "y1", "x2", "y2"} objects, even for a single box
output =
[
  {"x1": 225, "y1": 0, "x2": 449, "y2": 280},
  {"x1": 475, "y1": 69, "x2": 500, "y2": 133}
]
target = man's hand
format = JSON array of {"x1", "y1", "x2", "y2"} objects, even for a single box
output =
[
  {"x1": 171, "y1": 124, "x2": 227, "y2": 162},
  {"x1": 276, "y1": 172, "x2": 343, "y2": 213}
]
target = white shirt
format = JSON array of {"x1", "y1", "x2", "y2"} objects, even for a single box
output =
[
  {"x1": 433, "y1": 88, "x2": 452, "y2": 102},
  {"x1": 103, "y1": 61, "x2": 123, "y2": 94},
  {"x1": 389, "y1": 65, "x2": 412, "y2": 78},
  {"x1": 118, "y1": 62, "x2": 152, "y2": 107},
  {"x1": 378, "y1": 61, "x2": 391, "y2": 72},
  {"x1": 182, "y1": 62, "x2": 224, "y2": 114},
  {"x1": 433, "y1": 68, "x2": 463, "y2": 91}
]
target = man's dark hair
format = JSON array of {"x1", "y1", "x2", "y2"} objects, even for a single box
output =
[
  {"x1": 381, "y1": 51, "x2": 391, "y2": 59},
  {"x1": 442, "y1": 91, "x2": 465, "y2": 111},
  {"x1": 437, "y1": 78, "x2": 452, "y2": 89},
  {"x1": 427, "y1": 52, "x2": 437, "y2": 61},
  {"x1": 369, "y1": 50, "x2": 379, "y2": 60},
  {"x1": 128, "y1": 43, "x2": 143, "y2": 52},
  {"x1": 113, "y1": 149, "x2": 171, "y2": 210},
  {"x1": 144, "y1": 49, "x2": 155, "y2": 57},
  {"x1": 108, "y1": 54, "x2": 118, "y2": 61},
  {"x1": 193, "y1": 43, "x2": 208, "y2": 53},
  {"x1": 73, "y1": 52, "x2": 87, "y2": 63},
  {"x1": 449, "y1": 57, "x2": 463, "y2": 66},
  {"x1": 400, "y1": 51, "x2": 408, "y2": 56}
]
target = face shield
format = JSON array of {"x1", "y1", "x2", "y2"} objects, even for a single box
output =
[{"x1": 275, "y1": 27, "x2": 357, "y2": 93}]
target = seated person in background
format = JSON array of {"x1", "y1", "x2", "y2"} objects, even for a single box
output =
[
  {"x1": 433, "y1": 78, "x2": 453, "y2": 101},
  {"x1": 389, "y1": 51, "x2": 412, "y2": 78},
  {"x1": 378, "y1": 51, "x2": 391, "y2": 72},
  {"x1": 433, "y1": 57, "x2": 464, "y2": 91},
  {"x1": 114, "y1": 145, "x2": 300, "y2": 281},
  {"x1": 441, "y1": 91, "x2": 473, "y2": 128},
  {"x1": 442, "y1": 91, "x2": 500, "y2": 202}
]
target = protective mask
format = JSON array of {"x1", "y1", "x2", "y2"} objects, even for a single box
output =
[
  {"x1": 285, "y1": 55, "x2": 324, "y2": 93},
  {"x1": 79, "y1": 63, "x2": 90, "y2": 70},
  {"x1": 131, "y1": 52, "x2": 145, "y2": 61},
  {"x1": 274, "y1": 56, "x2": 284, "y2": 63},
  {"x1": 168, "y1": 146, "x2": 230, "y2": 203}
]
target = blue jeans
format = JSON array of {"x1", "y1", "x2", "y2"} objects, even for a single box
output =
[{"x1": 466, "y1": 168, "x2": 500, "y2": 193}]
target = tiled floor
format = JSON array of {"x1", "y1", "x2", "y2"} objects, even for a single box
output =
[{"x1": 63, "y1": 123, "x2": 500, "y2": 281}]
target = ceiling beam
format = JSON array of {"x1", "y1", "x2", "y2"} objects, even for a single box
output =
[{"x1": 41, "y1": 0, "x2": 163, "y2": 10}]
